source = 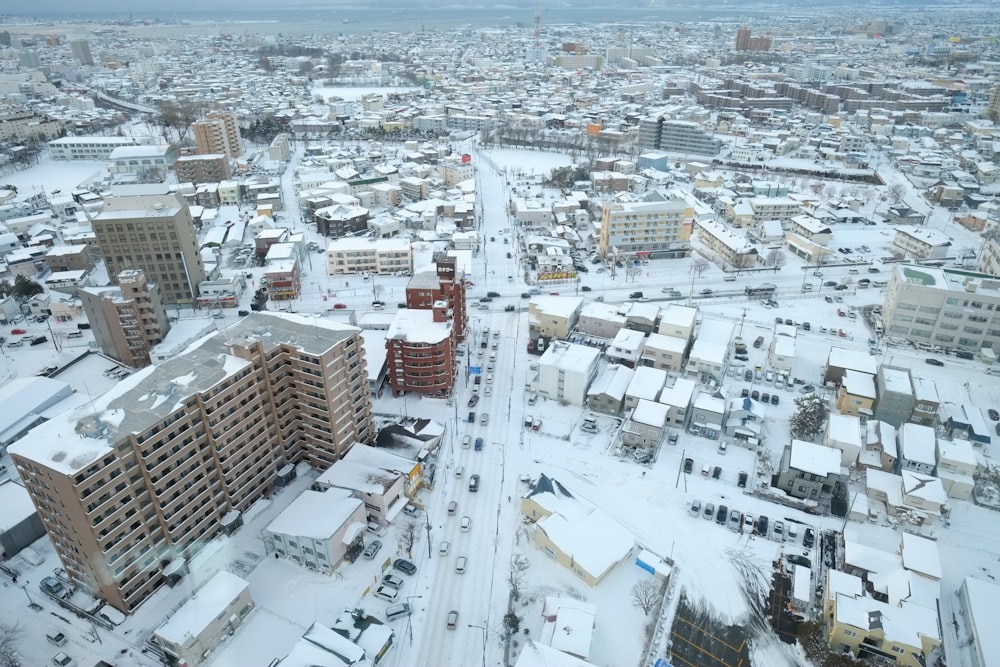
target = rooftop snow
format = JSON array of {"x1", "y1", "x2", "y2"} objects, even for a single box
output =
[
  {"x1": 266, "y1": 489, "x2": 363, "y2": 540},
  {"x1": 155, "y1": 571, "x2": 249, "y2": 645},
  {"x1": 586, "y1": 365, "x2": 634, "y2": 401},
  {"x1": 828, "y1": 346, "x2": 878, "y2": 374},
  {"x1": 626, "y1": 367, "x2": 667, "y2": 401},
  {"x1": 530, "y1": 295, "x2": 584, "y2": 319},
  {"x1": 659, "y1": 377, "x2": 697, "y2": 408},
  {"x1": 960, "y1": 576, "x2": 1000, "y2": 667},
  {"x1": 899, "y1": 423, "x2": 937, "y2": 464},
  {"x1": 538, "y1": 341, "x2": 600, "y2": 372},
  {"x1": 900, "y1": 532, "x2": 942, "y2": 580},
  {"x1": 0, "y1": 480, "x2": 38, "y2": 531},
  {"x1": 631, "y1": 399, "x2": 668, "y2": 427},
  {"x1": 828, "y1": 414, "x2": 863, "y2": 447},
  {"x1": 385, "y1": 308, "x2": 452, "y2": 344},
  {"x1": 789, "y1": 439, "x2": 842, "y2": 477}
]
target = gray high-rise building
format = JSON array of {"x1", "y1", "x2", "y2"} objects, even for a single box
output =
[
  {"x1": 70, "y1": 39, "x2": 94, "y2": 66},
  {"x1": 92, "y1": 192, "x2": 206, "y2": 304}
]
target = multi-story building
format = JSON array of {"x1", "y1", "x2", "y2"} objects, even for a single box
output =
[
  {"x1": 637, "y1": 116, "x2": 722, "y2": 156},
  {"x1": 91, "y1": 191, "x2": 206, "y2": 304},
  {"x1": 48, "y1": 136, "x2": 138, "y2": 161},
  {"x1": 892, "y1": 226, "x2": 952, "y2": 260},
  {"x1": 109, "y1": 145, "x2": 177, "y2": 182},
  {"x1": 696, "y1": 218, "x2": 759, "y2": 269},
  {"x1": 873, "y1": 365, "x2": 915, "y2": 428},
  {"x1": 325, "y1": 238, "x2": 412, "y2": 276},
  {"x1": 531, "y1": 341, "x2": 601, "y2": 406},
  {"x1": 386, "y1": 256, "x2": 467, "y2": 397},
  {"x1": 79, "y1": 269, "x2": 171, "y2": 368},
  {"x1": 8, "y1": 312, "x2": 374, "y2": 613},
  {"x1": 315, "y1": 203, "x2": 370, "y2": 239},
  {"x1": 192, "y1": 111, "x2": 243, "y2": 159},
  {"x1": 174, "y1": 154, "x2": 231, "y2": 184},
  {"x1": 883, "y1": 264, "x2": 1000, "y2": 351},
  {"x1": 749, "y1": 197, "x2": 801, "y2": 223},
  {"x1": 69, "y1": 39, "x2": 94, "y2": 65},
  {"x1": 598, "y1": 194, "x2": 694, "y2": 257}
]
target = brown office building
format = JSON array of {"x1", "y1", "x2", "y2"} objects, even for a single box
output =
[
  {"x1": 386, "y1": 255, "x2": 468, "y2": 397},
  {"x1": 191, "y1": 111, "x2": 243, "y2": 159},
  {"x1": 91, "y1": 192, "x2": 206, "y2": 305},
  {"x1": 174, "y1": 153, "x2": 231, "y2": 184},
  {"x1": 78, "y1": 269, "x2": 171, "y2": 368},
  {"x1": 9, "y1": 312, "x2": 374, "y2": 613}
]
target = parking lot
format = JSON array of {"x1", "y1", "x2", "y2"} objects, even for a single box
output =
[{"x1": 669, "y1": 593, "x2": 751, "y2": 667}]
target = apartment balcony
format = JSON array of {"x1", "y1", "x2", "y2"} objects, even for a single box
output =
[{"x1": 88, "y1": 485, "x2": 137, "y2": 527}]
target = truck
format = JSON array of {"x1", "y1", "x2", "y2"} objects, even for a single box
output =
[{"x1": 745, "y1": 283, "x2": 776, "y2": 297}]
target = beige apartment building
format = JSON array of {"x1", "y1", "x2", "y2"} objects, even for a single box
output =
[
  {"x1": 192, "y1": 111, "x2": 243, "y2": 159},
  {"x1": 325, "y1": 237, "x2": 412, "y2": 276},
  {"x1": 8, "y1": 312, "x2": 374, "y2": 613},
  {"x1": 91, "y1": 191, "x2": 206, "y2": 304},
  {"x1": 598, "y1": 195, "x2": 693, "y2": 257},
  {"x1": 78, "y1": 269, "x2": 171, "y2": 368}
]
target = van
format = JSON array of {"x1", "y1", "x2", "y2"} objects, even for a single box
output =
[
  {"x1": 455, "y1": 556, "x2": 467, "y2": 574},
  {"x1": 386, "y1": 603, "x2": 412, "y2": 621}
]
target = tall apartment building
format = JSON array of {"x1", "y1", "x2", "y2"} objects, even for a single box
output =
[
  {"x1": 91, "y1": 191, "x2": 206, "y2": 304},
  {"x1": 637, "y1": 116, "x2": 721, "y2": 156},
  {"x1": 174, "y1": 153, "x2": 232, "y2": 184},
  {"x1": 735, "y1": 27, "x2": 771, "y2": 51},
  {"x1": 883, "y1": 264, "x2": 1000, "y2": 352},
  {"x1": 386, "y1": 255, "x2": 467, "y2": 397},
  {"x1": 78, "y1": 269, "x2": 171, "y2": 368},
  {"x1": 192, "y1": 111, "x2": 243, "y2": 159},
  {"x1": 598, "y1": 193, "x2": 694, "y2": 257},
  {"x1": 70, "y1": 39, "x2": 94, "y2": 65},
  {"x1": 8, "y1": 312, "x2": 374, "y2": 613}
]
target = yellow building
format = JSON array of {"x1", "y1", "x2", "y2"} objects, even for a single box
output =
[{"x1": 835, "y1": 370, "x2": 876, "y2": 417}]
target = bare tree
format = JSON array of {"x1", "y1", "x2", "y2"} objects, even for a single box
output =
[
  {"x1": 508, "y1": 554, "x2": 530, "y2": 601},
  {"x1": 692, "y1": 257, "x2": 709, "y2": 279},
  {"x1": 157, "y1": 99, "x2": 207, "y2": 144},
  {"x1": 631, "y1": 579, "x2": 660, "y2": 616},
  {"x1": 399, "y1": 521, "x2": 419, "y2": 556},
  {"x1": 766, "y1": 249, "x2": 786, "y2": 268},
  {"x1": 889, "y1": 183, "x2": 906, "y2": 205},
  {"x1": 0, "y1": 622, "x2": 22, "y2": 667}
]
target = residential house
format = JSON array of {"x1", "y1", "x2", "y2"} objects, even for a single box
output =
[
  {"x1": 605, "y1": 328, "x2": 646, "y2": 368},
  {"x1": 874, "y1": 365, "x2": 915, "y2": 428},
  {"x1": 624, "y1": 366, "x2": 666, "y2": 411},
  {"x1": 313, "y1": 444, "x2": 420, "y2": 525},
  {"x1": 910, "y1": 377, "x2": 940, "y2": 427},
  {"x1": 768, "y1": 324, "x2": 796, "y2": 374},
  {"x1": 586, "y1": 364, "x2": 634, "y2": 416},
  {"x1": 723, "y1": 395, "x2": 765, "y2": 445},
  {"x1": 265, "y1": 488, "x2": 367, "y2": 572},
  {"x1": 898, "y1": 423, "x2": 937, "y2": 474},
  {"x1": 689, "y1": 391, "x2": 726, "y2": 440},
  {"x1": 640, "y1": 332, "x2": 687, "y2": 372},
  {"x1": 776, "y1": 439, "x2": 844, "y2": 501},
  {"x1": 576, "y1": 302, "x2": 627, "y2": 340},
  {"x1": 941, "y1": 403, "x2": 993, "y2": 447},
  {"x1": 835, "y1": 370, "x2": 876, "y2": 417},
  {"x1": 936, "y1": 438, "x2": 977, "y2": 500},
  {"x1": 621, "y1": 399, "x2": 669, "y2": 450},
  {"x1": 826, "y1": 414, "x2": 864, "y2": 467},
  {"x1": 824, "y1": 347, "x2": 878, "y2": 386},
  {"x1": 528, "y1": 296, "x2": 584, "y2": 341},
  {"x1": 623, "y1": 301, "x2": 660, "y2": 334},
  {"x1": 531, "y1": 342, "x2": 601, "y2": 406},
  {"x1": 656, "y1": 303, "x2": 697, "y2": 341},
  {"x1": 860, "y1": 420, "x2": 898, "y2": 473},
  {"x1": 658, "y1": 377, "x2": 698, "y2": 429}
]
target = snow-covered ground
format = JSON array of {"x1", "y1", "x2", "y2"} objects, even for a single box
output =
[{"x1": 2, "y1": 145, "x2": 999, "y2": 667}]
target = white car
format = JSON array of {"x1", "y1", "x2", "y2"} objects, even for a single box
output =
[{"x1": 374, "y1": 585, "x2": 399, "y2": 602}]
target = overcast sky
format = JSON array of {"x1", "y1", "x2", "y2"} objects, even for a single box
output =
[{"x1": 17, "y1": 0, "x2": 545, "y2": 14}]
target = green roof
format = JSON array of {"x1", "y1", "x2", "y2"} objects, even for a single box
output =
[{"x1": 901, "y1": 267, "x2": 936, "y2": 286}]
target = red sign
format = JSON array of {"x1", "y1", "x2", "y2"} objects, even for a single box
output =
[{"x1": 461, "y1": 154, "x2": 471, "y2": 163}]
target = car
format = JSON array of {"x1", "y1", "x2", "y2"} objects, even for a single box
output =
[
  {"x1": 683, "y1": 458, "x2": 693, "y2": 474},
  {"x1": 469, "y1": 474, "x2": 480, "y2": 492},
  {"x1": 744, "y1": 369, "x2": 753, "y2": 382},
  {"x1": 802, "y1": 321, "x2": 811, "y2": 331},
  {"x1": 715, "y1": 504, "x2": 728, "y2": 525},
  {"x1": 486, "y1": 291, "x2": 500, "y2": 298},
  {"x1": 46, "y1": 631, "x2": 67, "y2": 646},
  {"x1": 402, "y1": 504, "x2": 419, "y2": 516},
  {"x1": 868, "y1": 267, "x2": 880, "y2": 273},
  {"x1": 51, "y1": 653, "x2": 74, "y2": 667},
  {"x1": 755, "y1": 515, "x2": 769, "y2": 537},
  {"x1": 460, "y1": 516, "x2": 472, "y2": 532},
  {"x1": 479, "y1": 296, "x2": 493, "y2": 303},
  {"x1": 773, "y1": 521, "x2": 785, "y2": 541},
  {"x1": 786, "y1": 554, "x2": 811, "y2": 568},
  {"x1": 802, "y1": 527, "x2": 816, "y2": 549},
  {"x1": 834, "y1": 284, "x2": 848, "y2": 291},
  {"x1": 581, "y1": 285, "x2": 592, "y2": 292},
  {"x1": 800, "y1": 384, "x2": 815, "y2": 394},
  {"x1": 824, "y1": 295, "x2": 834, "y2": 303},
  {"x1": 455, "y1": 556, "x2": 468, "y2": 574},
  {"x1": 382, "y1": 573, "x2": 405, "y2": 590},
  {"x1": 30, "y1": 335, "x2": 47, "y2": 346},
  {"x1": 751, "y1": 390, "x2": 760, "y2": 401},
  {"x1": 823, "y1": 281, "x2": 837, "y2": 287},
  {"x1": 363, "y1": 540, "x2": 382, "y2": 559},
  {"x1": 374, "y1": 585, "x2": 399, "y2": 602},
  {"x1": 753, "y1": 336, "x2": 764, "y2": 349},
  {"x1": 474, "y1": 437, "x2": 484, "y2": 451},
  {"x1": 333, "y1": 303, "x2": 347, "y2": 309},
  {"x1": 447, "y1": 610, "x2": 459, "y2": 630},
  {"x1": 629, "y1": 291, "x2": 644, "y2": 299},
  {"x1": 728, "y1": 508, "x2": 741, "y2": 531},
  {"x1": 784, "y1": 318, "x2": 793, "y2": 326},
  {"x1": 468, "y1": 411, "x2": 476, "y2": 423},
  {"x1": 700, "y1": 288, "x2": 713, "y2": 296},
  {"x1": 10, "y1": 328, "x2": 26, "y2": 335},
  {"x1": 668, "y1": 433, "x2": 678, "y2": 445},
  {"x1": 718, "y1": 441, "x2": 727, "y2": 455},
  {"x1": 393, "y1": 559, "x2": 417, "y2": 575},
  {"x1": 761, "y1": 392, "x2": 770, "y2": 404},
  {"x1": 771, "y1": 394, "x2": 779, "y2": 405},
  {"x1": 703, "y1": 502, "x2": 715, "y2": 520},
  {"x1": 738, "y1": 471, "x2": 748, "y2": 488},
  {"x1": 386, "y1": 602, "x2": 413, "y2": 621},
  {"x1": 925, "y1": 358, "x2": 944, "y2": 366},
  {"x1": 6, "y1": 340, "x2": 23, "y2": 347},
  {"x1": 989, "y1": 409, "x2": 999, "y2": 421},
  {"x1": 480, "y1": 413, "x2": 489, "y2": 425},
  {"x1": 467, "y1": 394, "x2": 479, "y2": 407},
  {"x1": 734, "y1": 353, "x2": 749, "y2": 361},
  {"x1": 689, "y1": 500, "x2": 702, "y2": 517},
  {"x1": 41, "y1": 576, "x2": 66, "y2": 597},
  {"x1": 712, "y1": 466, "x2": 722, "y2": 479}
]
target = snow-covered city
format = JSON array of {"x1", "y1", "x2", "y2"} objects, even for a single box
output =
[{"x1": 2, "y1": 5, "x2": 1000, "y2": 667}]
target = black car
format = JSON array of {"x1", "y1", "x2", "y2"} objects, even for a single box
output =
[
  {"x1": 507, "y1": 252, "x2": 513, "y2": 258},
  {"x1": 988, "y1": 409, "x2": 999, "y2": 421},
  {"x1": 581, "y1": 286, "x2": 592, "y2": 292},
  {"x1": 755, "y1": 515, "x2": 769, "y2": 537},
  {"x1": 683, "y1": 458, "x2": 693, "y2": 474},
  {"x1": 735, "y1": 353, "x2": 749, "y2": 361},
  {"x1": 834, "y1": 284, "x2": 848, "y2": 291},
  {"x1": 761, "y1": 392, "x2": 770, "y2": 404},
  {"x1": 486, "y1": 291, "x2": 500, "y2": 298},
  {"x1": 468, "y1": 394, "x2": 480, "y2": 408},
  {"x1": 803, "y1": 528, "x2": 815, "y2": 549},
  {"x1": 629, "y1": 291, "x2": 643, "y2": 299},
  {"x1": 786, "y1": 554, "x2": 811, "y2": 568},
  {"x1": 715, "y1": 504, "x2": 728, "y2": 525},
  {"x1": 393, "y1": 559, "x2": 417, "y2": 575},
  {"x1": 590, "y1": 257, "x2": 602, "y2": 265},
  {"x1": 802, "y1": 321, "x2": 811, "y2": 331},
  {"x1": 771, "y1": 394, "x2": 779, "y2": 405},
  {"x1": 712, "y1": 466, "x2": 722, "y2": 479},
  {"x1": 576, "y1": 265, "x2": 589, "y2": 273},
  {"x1": 751, "y1": 390, "x2": 760, "y2": 401},
  {"x1": 737, "y1": 471, "x2": 748, "y2": 488},
  {"x1": 823, "y1": 280, "x2": 837, "y2": 287},
  {"x1": 741, "y1": 388, "x2": 749, "y2": 398},
  {"x1": 521, "y1": 292, "x2": 530, "y2": 298},
  {"x1": 925, "y1": 358, "x2": 944, "y2": 367},
  {"x1": 744, "y1": 369, "x2": 753, "y2": 382},
  {"x1": 30, "y1": 335, "x2": 47, "y2": 346}
]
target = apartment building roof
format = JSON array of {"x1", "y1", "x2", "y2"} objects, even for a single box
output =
[
  {"x1": 266, "y1": 488, "x2": 364, "y2": 540},
  {"x1": 155, "y1": 571, "x2": 250, "y2": 646},
  {"x1": 386, "y1": 308, "x2": 452, "y2": 344}
]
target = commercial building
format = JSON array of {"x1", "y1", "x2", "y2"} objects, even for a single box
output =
[
  {"x1": 883, "y1": 264, "x2": 1000, "y2": 351},
  {"x1": 48, "y1": 136, "x2": 138, "y2": 161},
  {"x1": 8, "y1": 312, "x2": 374, "y2": 612},
  {"x1": 78, "y1": 269, "x2": 172, "y2": 368},
  {"x1": 192, "y1": 111, "x2": 243, "y2": 159},
  {"x1": 109, "y1": 145, "x2": 177, "y2": 182},
  {"x1": 637, "y1": 116, "x2": 722, "y2": 156},
  {"x1": 598, "y1": 193, "x2": 694, "y2": 257},
  {"x1": 91, "y1": 191, "x2": 207, "y2": 304}
]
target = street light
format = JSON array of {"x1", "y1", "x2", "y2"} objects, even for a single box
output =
[
  {"x1": 18, "y1": 580, "x2": 36, "y2": 608},
  {"x1": 467, "y1": 623, "x2": 487, "y2": 667},
  {"x1": 405, "y1": 595, "x2": 423, "y2": 646}
]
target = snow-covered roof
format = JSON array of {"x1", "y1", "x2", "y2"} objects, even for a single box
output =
[
  {"x1": 867, "y1": 421, "x2": 898, "y2": 458},
  {"x1": 901, "y1": 470, "x2": 947, "y2": 508},
  {"x1": 827, "y1": 346, "x2": 878, "y2": 374},
  {"x1": 842, "y1": 370, "x2": 876, "y2": 399},
  {"x1": 0, "y1": 480, "x2": 38, "y2": 531},
  {"x1": 912, "y1": 376, "x2": 939, "y2": 403},
  {"x1": 828, "y1": 414, "x2": 863, "y2": 448},
  {"x1": 586, "y1": 364, "x2": 634, "y2": 401},
  {"x1": 625, "y1": 366, "x2": 666, "y2": 401},
  {"x1": 631, "y1": 399, "x2": 668, "y2": 428},
  {"x1": 266, "y1": 489, "x2": 363, "y2": 540},
  {"x1": 536, "y1": 507, "x2": 633, "y2": 581},
  {"x1": 0, "y1": 376, "x2": 71, "y2": 446},
  {"x1": 659, "y1": 303, "x2": 697, "y2": 330},
  {"x1": 644, "y1": 332, "x2": 686, "y2": 354},
  {"x1": 937, "y1": 438, "x2": 976, "y2": 467},
  {"x1": 530, "y1": 295, "x2": 584, "y2": 319},
  {"x1": 900, "y1": 532, "x2": 942, "y2": 580},
  {"x1": 881, "y1": 365, "x2": 912, "y2": 394},
  {"x1": 386, "y1": 308, "x2": 452, "y2": 344},
  {"x1": 835, "y1": 594, "x2": 940, "y2": 649},
  {"x1": 789, "y1": 439, "x2": 842, "y2": 477},
  {"x1": 961, "y1": 576, "x2": 1000, "y2": 667},
  {"x1": 301, "y1": 621, "x2": 365, "y2": 664},
  {"x1": 539, "y1": 597, "x2": 597, "y2": 659},
  {"x1": 899, "y1": 423, "x2": 937, "y2": 465},
  {"x1": 513, "y1": 640, "x2": 597, "y2": 667},
  {"x1": 538, "y1": 341, "x2": 600, "y2": 372},
  {"x1": 155, "y1": 571, "x2": 250, "y2": 645},
  {"x1": 693, "y1": 391, "x2": 725, "y2": 414}
]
